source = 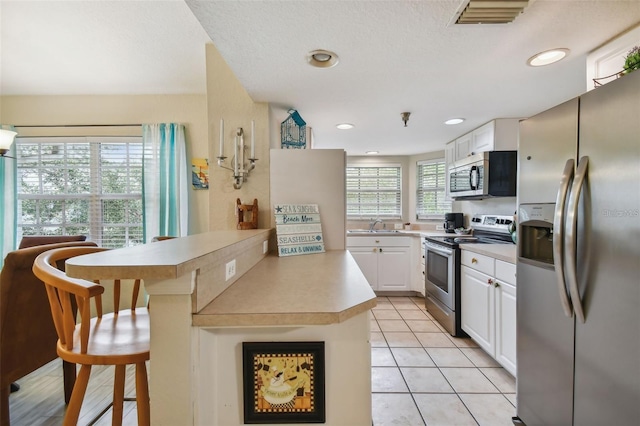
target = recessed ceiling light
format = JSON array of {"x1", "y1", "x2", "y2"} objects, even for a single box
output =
[
  {"x1": 336, "y1": 123, "x2": 354, "y2": 130},
  {"x1": 527, "y1": 48, "x2": 570, "y2": 67},
  {"x1": 445, "y1": 118, "x2": 465, "y2": 125},
  {"x1": 307, "y1": 49, "x2": 339, "y2": 68},
  {"x1": 365, "y1": 151, "x2": 379, "y2": 155}
]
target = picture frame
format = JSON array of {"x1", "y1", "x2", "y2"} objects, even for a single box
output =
[{"x1": 242, "y1": 341, "x2": 325, "y2": 424}]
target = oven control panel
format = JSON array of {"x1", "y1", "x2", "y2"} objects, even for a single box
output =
[{"x1": 470, "y1": 214, "x2": 513, "y2": 235}]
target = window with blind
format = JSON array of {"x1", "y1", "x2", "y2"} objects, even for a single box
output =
[
  {"x1": 346, "y1": 165, "x2": 402, "y2": 219},
  {"x1": 16, "y1": 136, "x2": 144, "y2": 248},
  {"x1": 416, "y1": 159, "x2": 451, "y2": 219}
]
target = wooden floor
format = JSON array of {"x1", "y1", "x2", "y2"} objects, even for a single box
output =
[{"x1": 8, "y1": 359, "x2": 144, "y2": 426}]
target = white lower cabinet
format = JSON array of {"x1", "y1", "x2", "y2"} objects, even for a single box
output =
[
  {"x1": 347, "y1": 236, "x2": 411, "y2": 291},
  {"x1": 461, "y1": 250, "x2": 517, "y2": 376}
]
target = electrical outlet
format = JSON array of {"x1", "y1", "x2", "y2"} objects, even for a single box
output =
[
  {"x1": 225, "y1": 259, "x2": 236, "y2": 281},
  {"x1": 436, "y1": 224, "x2": 444, "y2": 230},
  {"x1": 394, "y1": 223, "x2": 403, "y2": 230},
  {"x1": 263, "y1": 240, "x2": 268, "y2": 254}
]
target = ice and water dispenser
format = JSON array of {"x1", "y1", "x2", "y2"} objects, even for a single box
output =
[{"x1": 518, "y1": 204, "x2": 556, "y2": 266}]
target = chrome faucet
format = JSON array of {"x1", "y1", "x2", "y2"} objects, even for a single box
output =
[{"x1": 369, "y1": 218, "x2": 383, "y2": 231}]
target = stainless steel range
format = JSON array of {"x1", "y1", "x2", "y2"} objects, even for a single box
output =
[{"x1": 424, "y1": 214, "x2": 514, "y2": 336}]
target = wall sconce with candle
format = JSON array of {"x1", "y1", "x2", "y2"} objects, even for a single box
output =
[{"x1": 217, "y1": 120, "x2": 257, "y2": 189}]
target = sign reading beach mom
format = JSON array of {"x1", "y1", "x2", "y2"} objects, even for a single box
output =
[{"x1": 274, "y1": 204, "x2": 325, "y2": 257}]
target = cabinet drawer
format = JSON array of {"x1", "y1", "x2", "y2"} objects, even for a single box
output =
[
  {"x1": 347, "y1": 236, "x2": 411, "y2": 247},
  {"x1": 461, "y1": 250, "x2": 495, "y2": 276},
  {"x1": 495, "y1": 260, "x2": 516, "y2": 285}
]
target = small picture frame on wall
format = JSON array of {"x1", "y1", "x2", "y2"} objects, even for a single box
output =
[
  {"x1": 242, "y1": 341, "x2": 325, "y2": 424},
  {"x1": 191, "y1": 157, "x2": 209, "y2": 189}
]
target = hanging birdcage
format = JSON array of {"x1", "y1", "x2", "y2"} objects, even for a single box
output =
[{"x1": 280, "y1": 110, "x2": 307, "y2": 149}]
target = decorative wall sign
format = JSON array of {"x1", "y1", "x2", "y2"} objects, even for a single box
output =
[
  {"x1": 280, "y1": 110, "x2": 307, "y2": 149},
  {"x1": 191, "y1": 158, "x2": 209, "y2": 189},
  {"x1": 242, "y1": 341, "x2": 325, "y2": 424},
  {"x1": 274, "y1": 204, "x2": 325, "y2": 257}
]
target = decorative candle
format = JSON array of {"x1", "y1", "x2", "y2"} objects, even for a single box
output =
[
  {"x1": 219, "y1": 119, "x2": 224, "y2": 157},
  {"x1": 251, "y1": 120, "x2": 255, "y2": 159},
  {"x1": 233, "y1": 133, "x2": 239, "y2": 175}
]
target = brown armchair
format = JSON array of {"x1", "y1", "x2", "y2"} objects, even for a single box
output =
[{"x1": 0, "y1": 240, "x2": 97, "y2": 425}]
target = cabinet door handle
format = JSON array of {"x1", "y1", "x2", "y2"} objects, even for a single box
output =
[
  {"x1": 372, "y1": 248, "x2": 377, "y2": 253},
  {"x1": 494, "y1": 281, "x2": 500, "y2": 288},
  {"x1": 472, "y1": 258, "x2": 478, "y2": 264},
  {"x1": 487, "y1": 278, "x2": 493, "y2": 285},
  {"x1": 379, "y1": 248, "x2": 383, "y2": 253}
]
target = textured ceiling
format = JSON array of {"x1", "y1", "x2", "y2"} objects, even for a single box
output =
[{"x1": 2, "y1": 1, "x2": 640, "y2": 155}]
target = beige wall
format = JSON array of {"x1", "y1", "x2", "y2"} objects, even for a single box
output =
[
  {"x1": 0, "y1": 94, "x2": 210, "y2": 235},
  {"x1": 205, "y1": 44, "x2": 271, "y2": 230}
]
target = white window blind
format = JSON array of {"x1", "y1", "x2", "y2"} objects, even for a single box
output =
[
  {"x1": 416, "y1": 159, "x2": 451, "y2": 219},
  {"x1": 16, "y1": 136, "x2": 144, "y2": 248},
  {"x1": 346, "y1": 165, "x2": 402, "y2": 219}
]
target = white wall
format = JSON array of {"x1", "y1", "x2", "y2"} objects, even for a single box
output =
[
  {"x1": 452, "y1": 197, "x2": 517, "y2": 228},
  {"x1": 270, "y1": 149, "x2": 346, "y2": 250}
]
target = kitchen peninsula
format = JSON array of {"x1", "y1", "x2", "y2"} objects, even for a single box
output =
[{"x1": 65, "y1": 229, "x2": 377, "y2": 425}]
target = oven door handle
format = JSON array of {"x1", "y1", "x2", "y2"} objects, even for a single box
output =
[{"x1": 425, "y1": 243, "x2": 453, "y2": 257}]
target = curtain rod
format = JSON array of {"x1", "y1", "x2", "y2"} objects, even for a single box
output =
[{"x1": 15, "y1": 124, "x2": 142, "y2": 128}]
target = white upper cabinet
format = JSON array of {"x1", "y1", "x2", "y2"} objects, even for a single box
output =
[
  {"x1": 586, "y1": 23, "x2": 640, "y2": 91},
  {"x1": 447, "y1": 119, "x2": 520, "y2": 165},
  {"x1": 454, "y1": 133, "x2": 473, "y2": 161},
  {"x1": 471, "y1": 121, "x2": 495, "y2": 154}
]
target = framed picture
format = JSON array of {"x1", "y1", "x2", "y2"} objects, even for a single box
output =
[
  {"x1": 191, "y1": 157, "x2": 209, "y2": 189},
  {"x1": 242, "y1": 341, "x2": 325, "y2": 424}
]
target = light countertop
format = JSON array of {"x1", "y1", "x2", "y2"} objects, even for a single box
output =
[
  {"x1": 194, "y1": 250, "x2": 377, "y2": 327},
  {"x1": 459, "y1": 243, "x2": 517, "y2": 264},
  {"x1": 346, "y1": 230, "x2": 450, "y2": 238},
  {"x1": 65, "y1": 229, "x2": 271, "y2": 280}
]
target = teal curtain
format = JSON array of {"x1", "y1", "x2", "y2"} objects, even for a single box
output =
[
  {"x1": 142, "y1": 123, "x2": 189, "y2": 242},
  {"x1": 0, "y1": 125, "x2": 17, "y2": 268}
]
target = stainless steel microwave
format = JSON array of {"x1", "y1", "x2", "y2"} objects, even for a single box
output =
[{"x1": 449, "y1": 151, "x2": 517, "y2": 199}]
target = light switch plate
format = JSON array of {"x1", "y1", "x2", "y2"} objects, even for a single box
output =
[{"x1": 263, "y1": 240, "x2": 268, "y2": 254}]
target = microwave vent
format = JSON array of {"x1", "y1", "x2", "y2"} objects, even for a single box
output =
[{"x1": 454, "y1": 0, "x2": 529, "y2": 24}]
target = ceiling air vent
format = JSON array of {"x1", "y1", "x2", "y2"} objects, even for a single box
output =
[{"x1": 455, "y1": 0, "x2": 529, "y2": 24}]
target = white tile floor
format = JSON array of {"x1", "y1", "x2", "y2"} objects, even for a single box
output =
[{"x1": 371, "y1": 296, "x2": 516, "y2": 426}]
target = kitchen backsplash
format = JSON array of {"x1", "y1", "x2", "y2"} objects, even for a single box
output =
[{"x1": 453, "y1": 197, "x2": 517, "y2": 227}]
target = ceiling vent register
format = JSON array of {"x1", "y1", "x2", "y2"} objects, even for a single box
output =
[{"x1": 455, "y1": 0, "x2": 529, "y2": 24}]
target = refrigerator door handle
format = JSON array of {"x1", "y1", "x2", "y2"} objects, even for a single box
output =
[
  {"x1": 565, "y1": 156, "x2": 589, "y2": 324},
  {"x1": 553, "y1": 159, "x2": 575, "y2": 317}
]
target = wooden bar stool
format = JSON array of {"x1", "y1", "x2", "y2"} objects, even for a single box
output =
[{"x1": 32, "y1": 246, "x2": 150, "y2": 426}]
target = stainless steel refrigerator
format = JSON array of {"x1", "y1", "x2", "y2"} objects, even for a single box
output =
[{"x1": 515, "y1": 69, "x2": 640, "y2": 425}]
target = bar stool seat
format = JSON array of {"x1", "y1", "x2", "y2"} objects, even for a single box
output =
[{"x1": 33, "y1": 246, "x2": 150, "y2": 426}]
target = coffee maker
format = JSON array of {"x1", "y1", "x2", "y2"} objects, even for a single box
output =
[{"x1": 443, "y1": 213, "x2": 464, "y2": 233}]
